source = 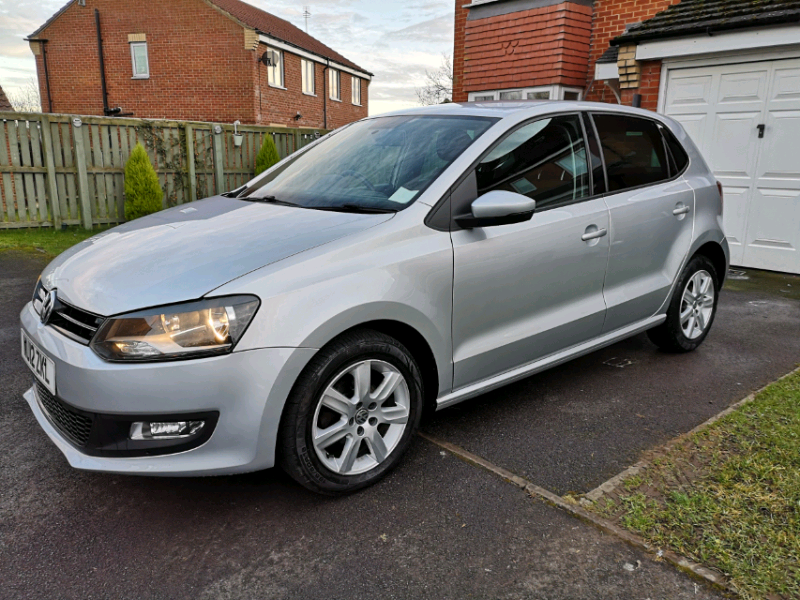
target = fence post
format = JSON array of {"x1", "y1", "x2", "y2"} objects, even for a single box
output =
[
  {"x1": 40, "y1": 114, "x2": 62, "y2": 229},
  {"x1": 72, "y1": 117, "x2": 93, "y2": 230},
  {"x1": 212, "y1": 124, "x2": 225, "y2": 195},
  {"x1": 185, "y1": 123, "x2": 197, "y2": 203}
]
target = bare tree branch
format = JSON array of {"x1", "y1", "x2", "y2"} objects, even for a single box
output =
[
  {"x1": 8, "y1": 78, "x2": 42, "y2": 113},
  {"x1": 416, "y1": 54, "x2": 453, "y2": 106}
]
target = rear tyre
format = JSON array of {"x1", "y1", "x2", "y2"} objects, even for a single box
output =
[
  {"x1": 647, "y1": 254, "x2": 720, "y2": 353},
  {"x1": 278, "y1": 329, "x2": 423, "y2": 495}
]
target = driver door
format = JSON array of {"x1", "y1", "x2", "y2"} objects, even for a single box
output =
[{"x1": 450, "y1": 114, "x2": 610, "y2": 389}]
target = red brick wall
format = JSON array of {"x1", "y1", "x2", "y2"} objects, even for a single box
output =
[
  {"x1": 32, "y1": 0, "x2": 368, "y2": 127},
  {"x1": 453, "y1": 0, "x2": 468, "y2": 102},
  {"x1": 453, "y1": 2, "x2": 592, "y2": 101},
  {"x1": 253, "y1": 50, "x2": 367, "y2": 129},
  {"x1": 585, "y1": 0, "x2": 679, "y2": 104}
]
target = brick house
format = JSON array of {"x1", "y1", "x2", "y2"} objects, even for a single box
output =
[
  {"x1": 453, "y1": 0, "x2": 800, "y2": 274},
  {"x1": 27, "y1": 0, "x2": 371, "y2": 129},
  {"x1": 0, "y1": 86, "x2": 13, "y2": 112}
]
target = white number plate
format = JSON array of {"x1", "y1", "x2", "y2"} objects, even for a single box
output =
[{"x1": 21, "y1": 330, "x2": 56, "y2": 395}]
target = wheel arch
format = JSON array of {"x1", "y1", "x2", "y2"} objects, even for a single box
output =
[{"x1": 693, "y1": 241, "x2": 729, "y2": 290}]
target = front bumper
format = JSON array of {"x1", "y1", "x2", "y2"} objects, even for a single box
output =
[{"x1": 20, "y1": 302, "x2": 316, "y2": 476}]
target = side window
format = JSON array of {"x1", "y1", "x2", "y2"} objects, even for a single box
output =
[
  {"x1": 582, "y1": 113, "x2": 606, "y2": 195},
  {"x1": 661, "y1": 126, "x2": 689, "y2": 174},
  {"x1": 592, "y1": 114, "x2": 669, "y2": 192},
  {"x1": 475, "y1": 114, "x2": 590, "y2": 210}
]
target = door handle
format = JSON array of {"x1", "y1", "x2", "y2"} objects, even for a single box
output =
[
  {"x1": 581, "y1": 228, "x2": 607, "y2": 241},
  {"x1": 757, "y1": 123, "x2": 765, "y2": 138},
  {"x1": 673, "y1": 206, "x2": 690, "y2": 216}
]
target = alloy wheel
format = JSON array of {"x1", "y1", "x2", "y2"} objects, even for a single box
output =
[
  {"x1": 679, "y1": 269, "x2": 715, "y2": 340},
  {"x1": 311, "y1": 359, "x2": 410, "y2": 475}
]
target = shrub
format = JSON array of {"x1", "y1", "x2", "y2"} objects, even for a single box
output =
[
  {"x1": 254, "y1": 133, "x2": 280, "y2": 175},
  {"x1": 124, "y1": 143, "x2": 163, "y2": 221}
]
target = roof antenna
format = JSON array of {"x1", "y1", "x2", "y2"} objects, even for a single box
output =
[{"x1": 303, "y1": 6, "x2": 311, "y2": 32}]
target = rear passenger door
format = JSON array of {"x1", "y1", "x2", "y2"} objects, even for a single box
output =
[{"x1": 590, "y1": 113, "x2": 695, "y2": 333}]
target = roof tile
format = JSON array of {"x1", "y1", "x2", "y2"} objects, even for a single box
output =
[{"x1": 613, "y1": 0, "x2": 800, "y2": 45}]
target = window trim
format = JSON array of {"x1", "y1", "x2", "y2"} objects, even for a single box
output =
[
  {"x1": 266, "y1": 47, "x2": 284, "y2": 89},
  {"x1": 328, "y1": 68, "x2": 341, "y2": 101},
  {"x1": 587, "y1": 111, "x2": 690, "y2": 197},
  {"x1": 130, "y1": 41, "x2": 149, "y2": 79},
  {"x1": 351, "y1": 75, "x2": 361, "y2": 105},
  {"x1": 468, "y1": 85, "x2": 583, "y2": 102},
  {"x1": 301, "y1": 58, "x2": 315, "y2": 96}
]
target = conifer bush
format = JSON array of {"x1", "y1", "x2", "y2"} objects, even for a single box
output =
[
  {"x1": 124, "y1": 143, "x2": 163, "y2": 221},
  {"x1": 254, "y1": 133, "x2": 280, "y2": 175}
]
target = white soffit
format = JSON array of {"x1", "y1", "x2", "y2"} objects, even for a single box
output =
[
  {"x1": 595, "y1": 61, "x2": 619, "y2": 80},
  {"x1": 258, "y1": 34, "x2": 372, "y2": 80},
  {"x1": 636, "y1": 25, "x2": 800, "y2": 60}
]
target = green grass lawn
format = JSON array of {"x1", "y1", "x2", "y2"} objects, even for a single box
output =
[
  {"x1": 0, "y1": 226, "x2": 111, "y2": 259},
  {"x1": 589, "y1": 370, "x2": 800, "y2": 599}
]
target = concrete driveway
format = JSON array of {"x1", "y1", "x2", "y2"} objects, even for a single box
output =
[{"x1": 2, "y1": 250, "x2": 798, "y2": 600}]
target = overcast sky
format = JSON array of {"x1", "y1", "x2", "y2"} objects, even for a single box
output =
[{"x1": 0, "y1": 0, "x2": 454, "y2": 115}]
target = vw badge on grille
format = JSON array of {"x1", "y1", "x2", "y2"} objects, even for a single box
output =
[{"x1": 40, "y1": 289, "x2": 57, "y2": 324}]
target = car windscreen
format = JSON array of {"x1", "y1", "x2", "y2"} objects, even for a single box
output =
[{"x1": 242, "y1": 115, "x2": 497, "y2": 212}]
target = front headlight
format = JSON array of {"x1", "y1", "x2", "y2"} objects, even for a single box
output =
[{"x1": 90, "y1": 295, "x2": 260, "y2": 361}]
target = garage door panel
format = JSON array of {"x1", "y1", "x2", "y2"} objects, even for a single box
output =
[
  {"x1": 744, "y1": 189, "x2": 800, "y2": 272},
  {"x1": 719, "y1": 185, "x2": 749, "y2": 265},
  {"x1": 760, "y1": 111, "x2": 800, "y2": 179},
  {"x1": 770, "y1": 67, "x2": 800, "y2": 103},
  {"x1": 717, "y1": 70, "x2": 769, "y2": 105},
  {"x1": 664, "y1": 74, "x2": 713, "y2": 111},
  {"x1": 670, "y1": 113, "x2": 707, "y2": 153},
  {"x1": 709, "y1": 112, "x2": 760, "y2": 177}
]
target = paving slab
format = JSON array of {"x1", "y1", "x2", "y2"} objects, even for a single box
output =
[{"x1": 424, "y1": 270, "x2": 800, "y2": 495}]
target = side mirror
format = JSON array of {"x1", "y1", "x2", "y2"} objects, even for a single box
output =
[{"x1": 455, "y1": 190, "x2": 536, "y2": 229}]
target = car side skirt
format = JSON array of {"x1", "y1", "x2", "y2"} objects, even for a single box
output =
[{"x1": 436, "y1": 314, "x2": 666, "y2": 410}]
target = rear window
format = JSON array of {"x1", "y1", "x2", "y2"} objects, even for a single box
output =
[{"x1": 592, "y1": 114, "x2": 670, "y2": 193}]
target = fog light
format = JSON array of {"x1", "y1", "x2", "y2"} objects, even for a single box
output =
[{"x1": 130, "y1": 420, "x2": 205, "y2": 440}]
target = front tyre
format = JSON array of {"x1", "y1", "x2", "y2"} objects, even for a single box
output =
[
  {"x1": 647, "y1": 254, "x2": 720, "y2": 353},
  {"x1": 278, "y1": 329, "x2": 423, "y2": 495}
]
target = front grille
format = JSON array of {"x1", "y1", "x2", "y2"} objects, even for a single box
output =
[
  {"x1": 48, "y1": 300, "x2": 105, "y2": 345},
  {"x1": 35, "y1": 381, "x2": 93, "y2": 447}
]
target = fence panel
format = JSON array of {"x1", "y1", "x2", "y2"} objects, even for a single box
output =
[{"x1": 0, "y1": 111, "x2": 326, "y2": 230}]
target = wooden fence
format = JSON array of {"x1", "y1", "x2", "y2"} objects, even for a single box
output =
[{"x1": 0, "y1": 111, "x2": 325, "y2": 229}]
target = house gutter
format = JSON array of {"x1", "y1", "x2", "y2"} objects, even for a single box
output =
[{"x1": 323, "y1": 59, "x2": 329, "y2": 130}]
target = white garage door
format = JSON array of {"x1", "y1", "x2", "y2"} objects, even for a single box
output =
[{"x1": 663, "y1": 57, "x2": 800, "y2": 274}]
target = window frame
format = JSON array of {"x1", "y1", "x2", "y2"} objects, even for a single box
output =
[
  {"x1": 351, "y1": 75, "x2": 361, "y2": 105},
  {"x1": 587, "y1": 111, "x2": 689, "y2": 196},
  {"x1": 130, "y1": 42, "x2": 149, "y2": 79},
  {"x1": 328, "y1": 68, "x2": 341, "y2": 101},
  {"x1": 266, "y1": 47, "x2": 285, "y2": 89},
  {"x1": 301, "y1": 59, "x2": 315, "y2": 96},
  {"x1": 443, "y1": 111, "x2": 597, "y2": 229},
  {"x1": 468, "y1": 85, "x2": 583, "y2": 102}
]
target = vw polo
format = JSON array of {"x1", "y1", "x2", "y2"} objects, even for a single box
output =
[{"x1": 20, "y1": 101, "x2": 728, "y2": 494}]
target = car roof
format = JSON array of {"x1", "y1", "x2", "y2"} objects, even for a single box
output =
[{"x1": 373, "y1": 100, "x2": 668, "y2": 122}]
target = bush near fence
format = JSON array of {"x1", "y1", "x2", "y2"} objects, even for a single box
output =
[{"x1": 0, "y1": 111, "x2": 325, "y2": 230}]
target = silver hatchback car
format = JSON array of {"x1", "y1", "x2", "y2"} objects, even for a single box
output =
[{"x1": 21, "y1": 101, "x2": 728, "y2": 494}]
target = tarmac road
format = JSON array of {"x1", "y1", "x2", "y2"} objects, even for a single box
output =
[{"x1": 2, "y1": 250, "x2": 797, "y2": 600}]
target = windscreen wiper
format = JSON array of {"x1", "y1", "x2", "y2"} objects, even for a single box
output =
[
  {"x1": 313, "y1": 204, "x2": 398, "y2": 214},
  {"x1": 246, "y1": 195, "x2": 303, "y2": 208}
]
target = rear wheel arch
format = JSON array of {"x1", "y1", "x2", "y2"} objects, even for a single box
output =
[{"x1": 693, "y1": 241, "x2": 727, "y2": 289}]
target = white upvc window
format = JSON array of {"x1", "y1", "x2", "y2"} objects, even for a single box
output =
[
  {"x1": 329, "y1": 68, "x2": 341, "y2": 101},
  {"x1": 468, "y1": 85, "x2": 583, "y2": 102},
  {"x1": 301, "y1": 59, "x2": 315, "y2": 95},
  {"x1": 266, "y1": 47, "x2": 284, "y2": 88},
  {"x1": 351, "y1": 76, "x2": 361, "y2": 105},
  {"x1": 130, "y1": 42, "x2": 149, "y2": 79}
]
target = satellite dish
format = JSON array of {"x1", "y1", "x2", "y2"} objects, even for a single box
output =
[{"x1": 260, "y1": 51, "x2": 273, "y2": 66}]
